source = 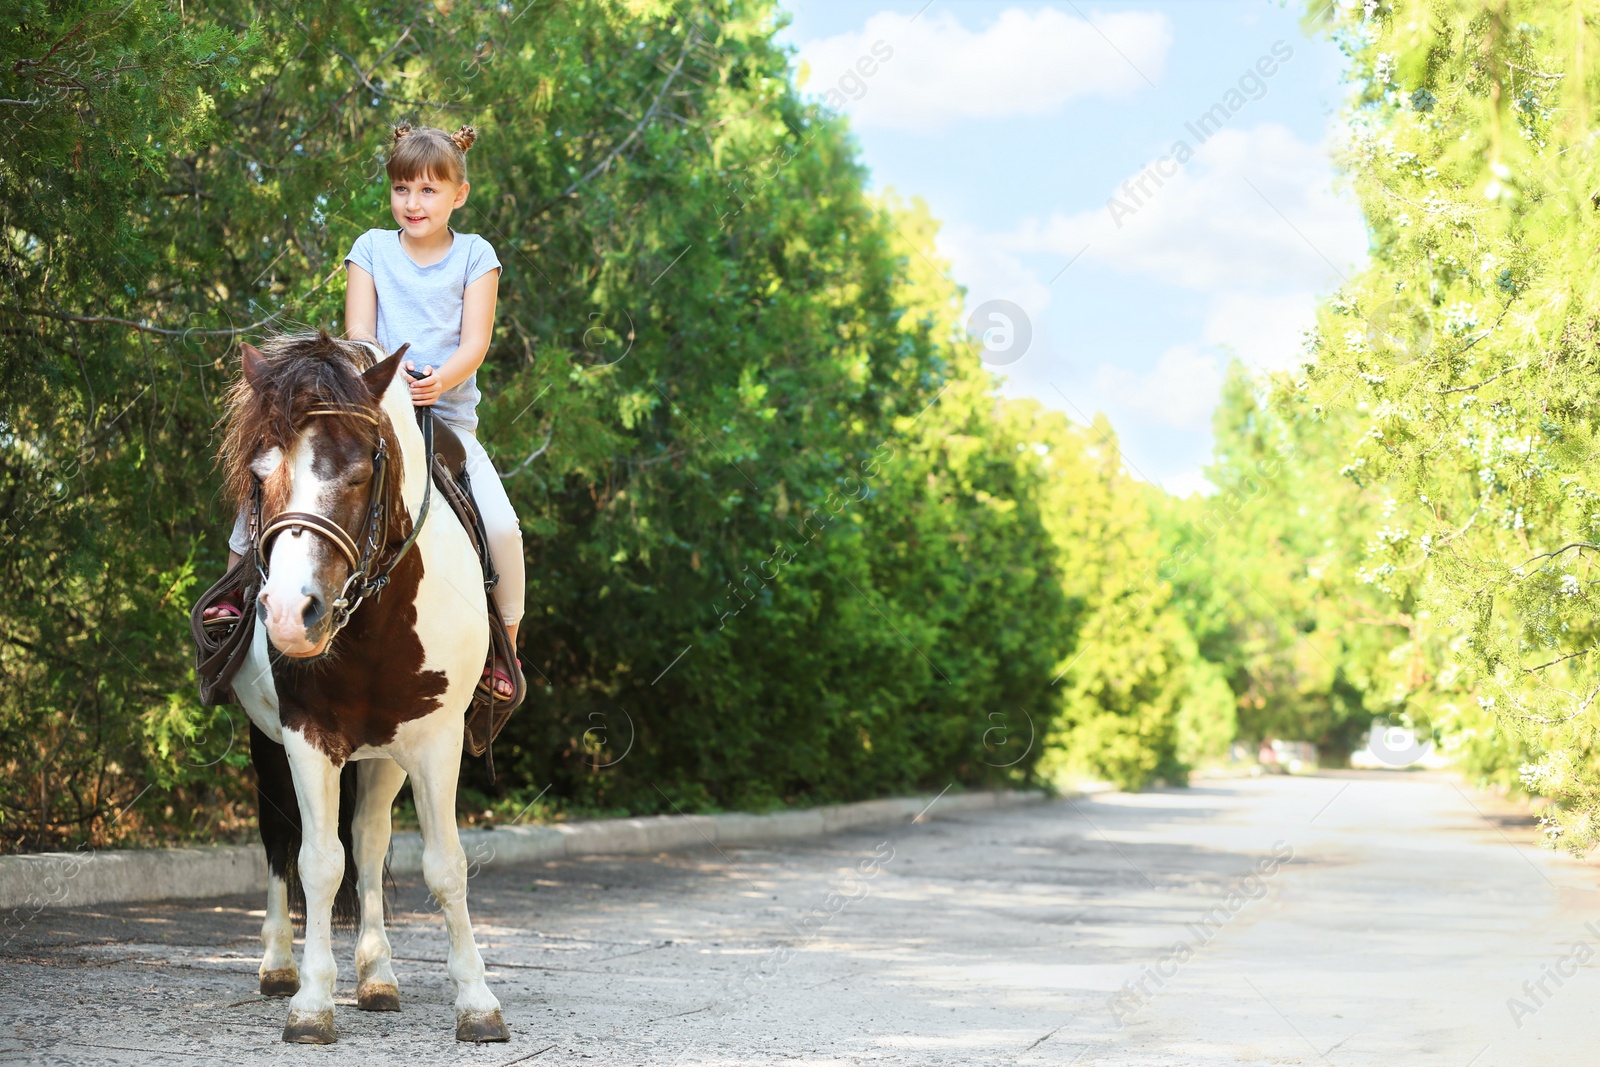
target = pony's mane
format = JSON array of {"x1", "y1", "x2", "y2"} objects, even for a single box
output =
[{"x1": 221, "y1": 330, "x2": 389, "y2": 511}]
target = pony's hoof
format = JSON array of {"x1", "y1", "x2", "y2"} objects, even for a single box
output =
[
  {"x1": 282, "y1": 1008, "x2": 336, "y2": 1044},
  {"x1": 455, "y1": 1008, "x2": 510, "y2": 1043},
  {"x1": 357, "y1": 981, "x2": 400, "y2": 1012},
  {"x1": 260, "y1": 969, "x2": 299, "y2": 997}
]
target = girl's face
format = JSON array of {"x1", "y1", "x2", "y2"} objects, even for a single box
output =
[{"x1": 390, "y1": 171, "x2": 469, "y2": 242}]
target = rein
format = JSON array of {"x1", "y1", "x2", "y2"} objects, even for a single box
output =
[{"x1": 254, "y1": 400, "x2": 435, "y2": 636}]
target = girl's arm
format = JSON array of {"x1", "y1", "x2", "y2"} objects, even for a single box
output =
[
  {"x1": 345, "y1": 263, "x2": 379, "y2": 345},
  {"x1": 408, "y1": 268, "x2": 500, "y2": 406}
]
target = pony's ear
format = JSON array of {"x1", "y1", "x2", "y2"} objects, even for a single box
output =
[
  {"x1": 362, "y1": 350, "x2": 404, "y2": 400},
  {"x1": 241, "y1": 343, "x2": 268, "y2": 387}
]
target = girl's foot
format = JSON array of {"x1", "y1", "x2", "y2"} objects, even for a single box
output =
[
  {"x1": 205, "y1": 553, "x2": 246, "y2": 623},
  {"x1": 202, "y1": 600, "x2": 243, "y2": 624},
  {"x1": 480, "y1": 658, "x2": 520, "y2": 700}
]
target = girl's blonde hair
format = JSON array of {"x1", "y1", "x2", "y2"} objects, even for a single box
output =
[{"x1": 386, "y1": 123, "x2": 477, "y2": 184}]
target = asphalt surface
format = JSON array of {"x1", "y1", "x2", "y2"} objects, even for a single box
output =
[{"x1": 3, "y1": 772, "x2": 1598, "y2": 1066}]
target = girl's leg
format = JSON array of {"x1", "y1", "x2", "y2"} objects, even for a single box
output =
[{"x1": 457, "y1": 431, "x2": 524, "y2": 695}]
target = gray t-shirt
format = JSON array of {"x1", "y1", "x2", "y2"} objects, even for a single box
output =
[{"x1": 345, "y1": 228, "x2": 502, "y2": 432}]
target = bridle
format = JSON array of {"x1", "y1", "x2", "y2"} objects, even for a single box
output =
[{"x1": 253, "y1": 403, "x2": 435, "y2": 636}]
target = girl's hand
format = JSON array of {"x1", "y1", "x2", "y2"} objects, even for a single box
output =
[{"x1": 405, "y1": 361, "x2": 443, "y2": 406}]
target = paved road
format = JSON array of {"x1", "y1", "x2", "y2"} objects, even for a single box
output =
[{"x1": 3, "y1": 772, "x2": 1598, "y2": 1066}]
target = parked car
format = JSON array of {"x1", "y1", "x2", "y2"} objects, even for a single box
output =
[{"x1": 1258, "y1": 739, "x2": 1318, "y2": 774}]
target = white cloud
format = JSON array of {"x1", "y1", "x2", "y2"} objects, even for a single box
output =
[
  {"x1": 937, "y1": 222, "x2": 1053, "y2": 324},
  {"x1": 1161, "y1": 468, "x2": 1217, "y2": 498},
  {"x1": 795, "y1": 7, "x2": 1172, "y2": 131},
  {"x1": 1006, "y1": 123, "x2": 1367, "y2": 292},
  {"x1": 936, "y1": 128, "x2": 1365, "y2": 487},
  {"x1": 1203, "y1": 290, "x2": 1320, "y2": 372},
  {"x1": 1094, "y1": 345, "x2": 1224, "y2": 432},
  {"x1": 938, "y1": 123, "x2": 1366, "y2": 383}
]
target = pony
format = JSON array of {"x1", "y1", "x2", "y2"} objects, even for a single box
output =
[{"x1": 222, "y1": 332, "x2": 506, "y2": 1044}]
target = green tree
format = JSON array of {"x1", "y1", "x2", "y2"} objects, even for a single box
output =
[
  {"x1": 0, "y1": 0, "x2": 1093, "y2": 846},
  {"x1": 1021, "y1": 406, "x2": 1234, "y2": 790},
  {"x1": 1301, "y1": 0, "x2": 1599, "y2": 842},
  {"x1": 1159, "y1": 364, "x2": 1369, "y2": 761}
]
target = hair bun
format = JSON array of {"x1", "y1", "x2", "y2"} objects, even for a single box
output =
[
  {"x1": 451, "y1": 125, "x2": 478, "y2": 152},
  {"x1": 392, "y1": 121, "x2": 414, "y2": 144}
]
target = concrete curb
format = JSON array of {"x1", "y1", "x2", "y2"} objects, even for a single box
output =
[{"x1": 0, "y1": 789, "x2": 1047, "y2": 913}]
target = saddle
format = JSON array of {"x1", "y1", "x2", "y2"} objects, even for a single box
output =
[{"x1": 189, "y1": 411, "x2": 524, "y2": 765}]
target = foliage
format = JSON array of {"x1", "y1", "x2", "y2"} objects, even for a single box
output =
[
  {"x1": 1300, "y1": 0, "x2": 1600, "y2": 845},
  {"x1": 1, "y1": 0, "x2": 1249, "y2": 851},
  {"x1": 17, "y1": 0, "x2": 1486, "y2": 854},
  {"x1": 1156, "y1": 365, "x2": 1390, "y2": 764},
  {"x1": 1, "y1": 0, "x2": 255, "y2": 849},
  {"x1": 1028, "y1": 407, "x2": 1237, "y2": 789}
]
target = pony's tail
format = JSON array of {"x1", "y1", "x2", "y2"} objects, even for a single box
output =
[{"x1": 250, "y1": 722, "x2": 363, "y2": 927}]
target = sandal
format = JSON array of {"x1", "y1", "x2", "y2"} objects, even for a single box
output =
[
  {"x1": 479, "y1": 658, "x2": 521, "y2": 700},
  {"x1": 201, "y1": 599, "x2": 244, "y2": 631}
]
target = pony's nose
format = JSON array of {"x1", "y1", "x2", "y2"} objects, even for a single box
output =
[
  {"x1": 259, "y1": 589, "x2": 312, "y2": 636},
  {"x1": 302, "y1": 592, "x2": 325, "y2": 627}
]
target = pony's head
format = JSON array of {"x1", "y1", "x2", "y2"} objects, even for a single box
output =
[{"x1": 223, "y1": 331, "x2": 406, "y2": 658}]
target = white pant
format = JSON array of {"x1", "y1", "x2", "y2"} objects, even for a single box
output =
[
  {"x1": 228, "y1": 428, "x2": 524, "y2": 626},
  {"x1": 457, "y1": 429, "x2": 524, "y2": 627}
]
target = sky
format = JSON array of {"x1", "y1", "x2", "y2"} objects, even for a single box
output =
[{"x1": 778, "y1": 0, "x2": 1371, "y2": 496}]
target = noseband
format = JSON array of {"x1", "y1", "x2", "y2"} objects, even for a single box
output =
[{"x1": 254, "y1": 405, "x2": 435, "y2": 635}]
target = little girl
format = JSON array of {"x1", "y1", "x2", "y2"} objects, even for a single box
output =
[{"x1": 214, "y1": 122, "x2": 524, "y2": 697}]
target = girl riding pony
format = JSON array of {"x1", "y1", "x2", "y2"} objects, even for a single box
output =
[{"x1": 211, "y1": 122, "x2": 523, "y2": 698}]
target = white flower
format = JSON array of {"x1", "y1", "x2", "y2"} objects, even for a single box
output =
[
  {"x1": 1444, "y1": 302, "x2": 1480, "y2": 335},
  {"x1": 1374, "y1": 525, "x2": 1410, "y2": 546}
]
